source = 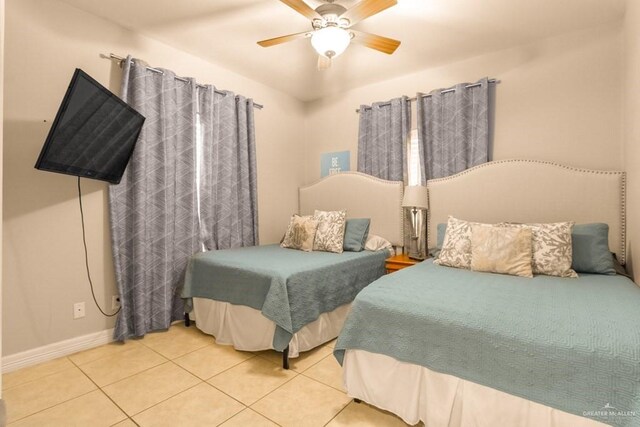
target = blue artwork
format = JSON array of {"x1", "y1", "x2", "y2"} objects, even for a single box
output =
[{"x1": 321, "y1": 151, "x2": 350, "y2": 178}]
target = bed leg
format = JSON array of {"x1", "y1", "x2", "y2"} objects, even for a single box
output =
[
  {"x1": 354, "y1": 398, "x2": 362, "y2": 404},
  {"x1": 184, "y1": 312, "x2": 191, "y2": 327},
  {"x1": 282, "y1": 346, "x2": 290, "y2": 370}
]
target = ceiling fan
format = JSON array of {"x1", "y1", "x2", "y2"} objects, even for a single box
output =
[{"x1": 257, "y1": 0, "x2": 400, "y2": 70}]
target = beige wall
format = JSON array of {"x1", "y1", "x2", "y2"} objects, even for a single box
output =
[
  {"x1": 2, "y1": 0, "x2": 306, "y2": 356},
  {"x1": 0, "y1": 0, "x2": 4, "y2": 396},
  {"x1": 624, "y1": 1, "x2": 640, "y2": 280},
  {"x1": 304, "y1": 24, "x2": 624, "y2": 183}
]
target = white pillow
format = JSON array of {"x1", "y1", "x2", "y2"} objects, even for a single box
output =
[
  {"x1": 470, "y1": 224, "x2": 533, "y2": 278},
  {"x1": 365, "y1": 234, "x2": 394, "y2": 256}
]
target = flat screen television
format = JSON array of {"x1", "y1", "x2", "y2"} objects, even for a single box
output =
[{"x1": 35, "y1": 68, "x2": 145, "y2": 184}]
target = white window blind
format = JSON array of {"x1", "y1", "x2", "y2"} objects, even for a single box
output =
[{"x1": 408, "y1": 129, "x2": 421, "y2": 186}]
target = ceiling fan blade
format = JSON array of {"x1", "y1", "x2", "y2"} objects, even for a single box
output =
[
  {"x1": 350, "y1": 30, "x2": 400, "y2": 54},
  {"x1": 317, "y1": 55, "x2": 332, "y2": 70},
  {"x1": 341, "y1": 0, "x2": 397, "y2": 26},
  {"x1": 257, "y1": 31, "x2": 312, "y2": 47},
  {"x1": 279, "y1": 0, "x2": 321, "y2": 20}
]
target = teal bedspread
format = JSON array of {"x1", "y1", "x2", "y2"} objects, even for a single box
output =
[
  {"x1": 334, "y1": 260, "x2": 640, "y2": 426},
  {"x1": 182, "y1": 244, "x2": 387, "y2": 351}
]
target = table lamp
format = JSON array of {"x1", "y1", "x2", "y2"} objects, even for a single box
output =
[{"x1": 402, "y1": 186, "x2": 429, "y2": 260}]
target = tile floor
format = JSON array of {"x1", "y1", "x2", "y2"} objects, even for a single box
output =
[{"x1": 2, "y1": 324, "x2": 414, "y2": 426}]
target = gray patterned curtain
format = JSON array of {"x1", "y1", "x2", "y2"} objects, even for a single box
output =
[
  {"x1": 417, "y1": 77, "x2": 490, "y2": 182},
  {"x1": 357, "y1": 96, "x2": 411, "y2": 182},
  {"x1": 109, "y1": 57, "x2": 259, "y2": 340},
  {"x1": 357, "y1": 96, "x2": 412, "y2": 251},
  {"x1": 198, "y1": 87, "x2": 258, "y2": 250},
  {"x1": 109, "y1": 57, "x2": 199, "y2": 340}
]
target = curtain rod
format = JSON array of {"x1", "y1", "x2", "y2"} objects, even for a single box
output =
[
  {"x1": 100, "y1": 53, "x2": 264, "y2": 110},
  {"x1": 355, "y1": 79, "x2": 499, "y2": 113}
]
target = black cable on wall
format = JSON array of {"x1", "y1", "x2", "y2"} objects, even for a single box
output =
[{"x1": 78, "y1": 177, "x2": 120, "y2": 317}]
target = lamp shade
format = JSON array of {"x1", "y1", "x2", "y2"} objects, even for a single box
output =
[
  {"x1": 402, "y1": 186, "x2": 429, "y2": 209},
  {"x1": 311, "y1": 27, "x2": 351, "y2": 58}
]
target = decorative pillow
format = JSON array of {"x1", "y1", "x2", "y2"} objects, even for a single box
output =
[
  {"x1": 313, "y1": 210, "x2": 347, "y2": 253},
  {"x1": 364, "y1": 234, "x2": 394, "y2": 255},
  {"x1": 434, "y1": 216, "x2": 483, "y2": 269},
  {"x1": 343, "y1": 218, "x2": 371, "y2": 252},
  {"x1": 280, "y1": 215, "x2": 318, "y2": 252},
  {"x1": 437, "y1": 223, "x2": 447, "y2": 249},
  {"x1": 429, "y1": 223, "x2": 448, "y2": 258},
  {"x1": 470, "y1": 225, "x2": 533, "y2": 278},
  {"x1": 571, "y1": 223, "x2": 615, "y2": 274},
  {"x1": 437, "y1": 222, "x2": 617, "y2": 275},
  {"x1": 500, "y1": 222, "x2": 578, "y2": 278}
]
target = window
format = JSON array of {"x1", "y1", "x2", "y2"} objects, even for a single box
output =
[{"x1": 407, "y1": 128, "x2": 421, "y2": 186}]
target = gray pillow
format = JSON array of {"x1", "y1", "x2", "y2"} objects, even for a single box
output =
[
  {"x1": 571, "y1": 223, "x2": 615, "y2": 275},
  {"x1": 437, "y1": 223, "x2": 447, "y2": 249},
  {"x1": 429, "y1": 223, "x2": 447, "y2": 258},
  {"x1": 343, "y1": 218, "x2": 371, "y2": 252}
]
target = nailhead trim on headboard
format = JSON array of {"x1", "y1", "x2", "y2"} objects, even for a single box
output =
[{"x1": 426, "y1": 159, "x2": 627, "y2": 265}]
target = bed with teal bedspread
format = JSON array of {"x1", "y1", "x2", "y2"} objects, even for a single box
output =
[
  {"x1": 181, "y1": 244, "x2": 388, "y2": 351},
  {"x1": 334, "y1": 260, "x2": 640, "y2": 426}
]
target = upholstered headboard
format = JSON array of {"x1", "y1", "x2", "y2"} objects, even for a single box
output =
[
  {"x1": 427, "y1": 159, "x2": 627, "y2": 264},
  {"x1": 299, "y1": 172, "x2": 404, "y2": 247}
]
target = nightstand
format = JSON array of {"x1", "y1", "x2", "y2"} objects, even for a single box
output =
[{"x1": 385, "y1": 254, "x2": 421, "y2": 273}]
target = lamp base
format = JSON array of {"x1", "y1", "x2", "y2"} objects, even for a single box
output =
[{"x1": 407, "y1": 235, "x2": 426, "y2": 261}]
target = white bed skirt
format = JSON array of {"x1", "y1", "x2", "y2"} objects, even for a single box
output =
[
  {"x1": 343, "y1": 349, "x2": 606, "y2": 427},
  {"x1": 192, "y1": 298, "x2": 350, "y2": 358}
]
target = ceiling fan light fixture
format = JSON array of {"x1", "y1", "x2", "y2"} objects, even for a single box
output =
[{"x1": 311, "y1": 26, "x2": 351, "y2": 58}]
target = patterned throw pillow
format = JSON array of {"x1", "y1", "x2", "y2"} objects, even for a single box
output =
[
  {"x1": 500, "y1": 222, "x2": 578, "y2": 278},
  {"x1": 470, "y1": 225, "x2": 533, "y2": 278},
  {"x1": 281, "y1": 215, "x2": 318, "y2": 252},
  {"x1": 434, "y1": 216, "x2": 480, "y2": 269},
  {"x1": 313, "y1": 210, "x2": 347, "y2": 253}
]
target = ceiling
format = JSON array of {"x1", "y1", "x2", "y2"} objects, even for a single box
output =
[{"x1": 60, "y1": 0, "x2": 625, "y2": 102}]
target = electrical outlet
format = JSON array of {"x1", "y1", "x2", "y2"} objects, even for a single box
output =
[
  {"x1": 73, "y1": 302, "x2": 85, "y2": 319},
  {"x1": 112, "y1": 295, "x2": 121, "y2": 311}
]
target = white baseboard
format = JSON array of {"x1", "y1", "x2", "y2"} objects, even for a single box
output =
[{"x1": 2, "y1": 328, "x2": 114, "y2": 373}]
